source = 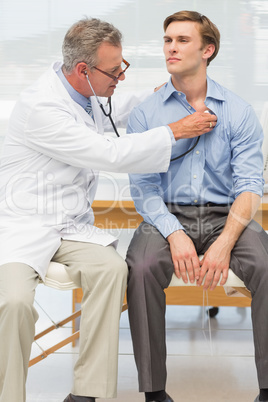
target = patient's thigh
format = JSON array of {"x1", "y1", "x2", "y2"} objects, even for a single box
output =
[{"x1": 126, "y1": 222, "x2": 174, "y2": 288}]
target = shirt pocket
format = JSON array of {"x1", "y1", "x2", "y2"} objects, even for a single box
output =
[{"x1": 204, "y1": 129, "x2": 231, "y2": 174}]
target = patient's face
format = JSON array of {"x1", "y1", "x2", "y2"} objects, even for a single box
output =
[{"x1": 163, "y1": 20, "x2": 206, "y2": 78}]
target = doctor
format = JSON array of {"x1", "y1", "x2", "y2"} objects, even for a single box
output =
[{"x1": 0, "y1": 17, "x2": 216, "y2": 402}]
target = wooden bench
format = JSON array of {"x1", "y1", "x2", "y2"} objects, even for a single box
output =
[
  {"x1": 73, "y1": 198, "x2": 268, "y2": 314},
  {"x1": 30, "y1": 199, "x2": 267, "y2": 366}
]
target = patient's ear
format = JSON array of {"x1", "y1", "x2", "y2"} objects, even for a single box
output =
[{"x1": 203, "y1": 43, "x2": 215, "y2": 61}]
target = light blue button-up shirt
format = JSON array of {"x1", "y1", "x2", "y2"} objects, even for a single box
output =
[{"x1": 127, "y1": 76, "x2": 264, "y2": 238}]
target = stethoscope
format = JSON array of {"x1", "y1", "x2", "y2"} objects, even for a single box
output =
[
  {"x1": 170, "y1": 136, "x2": 200, "y2": 162},
  {"x1": 85, "y1": 71, "x2": 200, "y2": 160},
  {"x1": 170, "y1": 109, "x2": 213, "y2": 161},
  {"x1": 85, "y1": 72, "x2": 120, "y2": 137}
]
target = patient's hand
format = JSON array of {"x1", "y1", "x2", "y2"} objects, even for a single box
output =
[
  {"x1": 167, "y1": 230, "x2": 200, "y2": 284},
  {"x1": 197, "y1": 238, "x2": 230, "y2": 290}
]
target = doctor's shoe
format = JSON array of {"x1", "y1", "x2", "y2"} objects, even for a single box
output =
[
  {"x1": 254, "y1": 396, "x2": 268, "y2": 402},
  {"x1": 63, "y1": 394, "x2": 95, "y2": 402},
  {"x1": 149, "y1": 394, "x2": 174, "y2": 402}
]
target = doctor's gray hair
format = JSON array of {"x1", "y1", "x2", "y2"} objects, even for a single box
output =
[{"x1": 62, "y1": 18, "x2": 122, "y2": 74}]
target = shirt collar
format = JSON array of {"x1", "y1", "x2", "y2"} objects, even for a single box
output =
[
  {"x1": 162, "y1": 79, "x2": 179, "y2": 102},
  {"x1": 206, "y1": 76, "x2": 225, "y2": 102},
  {"x1": 162, "y1": 76, "x2": 225, "y2": 103},
  {"x1": 56, "y1": 65, "x2": 89, "y2": 109}
]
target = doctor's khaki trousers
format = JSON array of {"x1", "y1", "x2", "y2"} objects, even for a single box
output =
[
  {"x1": 0, "y1": 240, "x2": 127, "y2": 402},
  {"x1": 126, "y1": 204, "x2": 268, "y2": 392}
]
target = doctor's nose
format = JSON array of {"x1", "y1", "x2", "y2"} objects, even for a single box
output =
[{"x1": 118, "y1": 72, "x2": 125, "y2": 81}]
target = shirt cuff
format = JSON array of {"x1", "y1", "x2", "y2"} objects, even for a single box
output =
[
  {"x1": 156, "y1": 214, "x2": 185, "y2": 239},
  {"x1": 166, "y1": 125, "x2": 176, "y2": 145}
]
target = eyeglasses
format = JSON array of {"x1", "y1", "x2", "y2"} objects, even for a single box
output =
[{"x1": 93, "y1": 58, "x2": 130, "y2": 81}]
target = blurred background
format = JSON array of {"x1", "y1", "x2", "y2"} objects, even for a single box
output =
[
  {"x1": 0, "y1": 0, "x2": 267, "y2": 138},
  {"x1": 0, "y1": 2, "x2": 267, "y2": 400},
  {"x1": 2, "y1": 0, "x2": 267, "y2": 196}
]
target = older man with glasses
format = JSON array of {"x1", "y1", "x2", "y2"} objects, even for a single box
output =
[{"x1": 0, "y1": 17, "x2": 217, "y2": 402}]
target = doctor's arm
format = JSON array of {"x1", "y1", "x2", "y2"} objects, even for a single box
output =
[{"x1": 108, "y1": 90, "x2": 217, "y2": 136}]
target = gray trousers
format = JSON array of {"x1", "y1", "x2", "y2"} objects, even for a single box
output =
[
  {"x1": 126, "y1": 205, "x2": 268, "y2": 392},
  {"x1": 0, "y1": 240, "x2": 128, "y2": 402}
]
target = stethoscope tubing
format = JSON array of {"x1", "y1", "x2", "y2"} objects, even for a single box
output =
[
  {"x1": 99, "y1": 98, "x2": 120, "y2": 137},
  {"x1": 170, "y1": 135, "x2": 200, "y2": 161},
  {"x1": 86, "y1": 72, "x2": 199, "y2": 158},
  {"x1": 85, "y1": 72, "x2": 120, "y2": 137}
]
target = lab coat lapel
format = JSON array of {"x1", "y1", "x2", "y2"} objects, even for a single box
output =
[{"x1": 49, "y1": 63, "x2": 102, "y2": 132}]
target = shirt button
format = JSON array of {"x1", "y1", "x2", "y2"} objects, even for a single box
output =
[
  {"x1": 193, "y1": 175, "x2": 197, "y2": 179},
  {"x1": 196, "y1": 150, "x2": 200, "y2": 154},
  {"x1": 178, "y1": 92, "x2": 181, "y2": 96},
  {"x1": 194, "y1": 199, "x2": 198, "y2": 203},
  {"x1": 188, "y1": 106, "x2": 191, "y2": 109}
]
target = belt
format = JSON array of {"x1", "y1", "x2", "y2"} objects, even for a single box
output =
[
  {"x1": 200, "y1": 202, "x2": 230, "y2": 207},
  {"x1": 166, "y1": 202, "x2": 230, "y2": 208}
]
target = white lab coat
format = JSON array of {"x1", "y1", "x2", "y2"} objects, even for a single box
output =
[{"x1": 0, "y1": 62, "x2": 172, "y2": 280}]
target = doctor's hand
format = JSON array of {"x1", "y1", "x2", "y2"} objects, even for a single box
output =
[
  {"x1": 154, "y1": 83, "x2": 167, "y2": 92},
  {"x1": 197, "y1": 238, "x2": 231, "y2": 291},
  {"x1": 167, "y1": 230, "x2": 200, "y2": 284},
  {"x1": 168, "y1": 111, "x2": 217, "y2": 141}
]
